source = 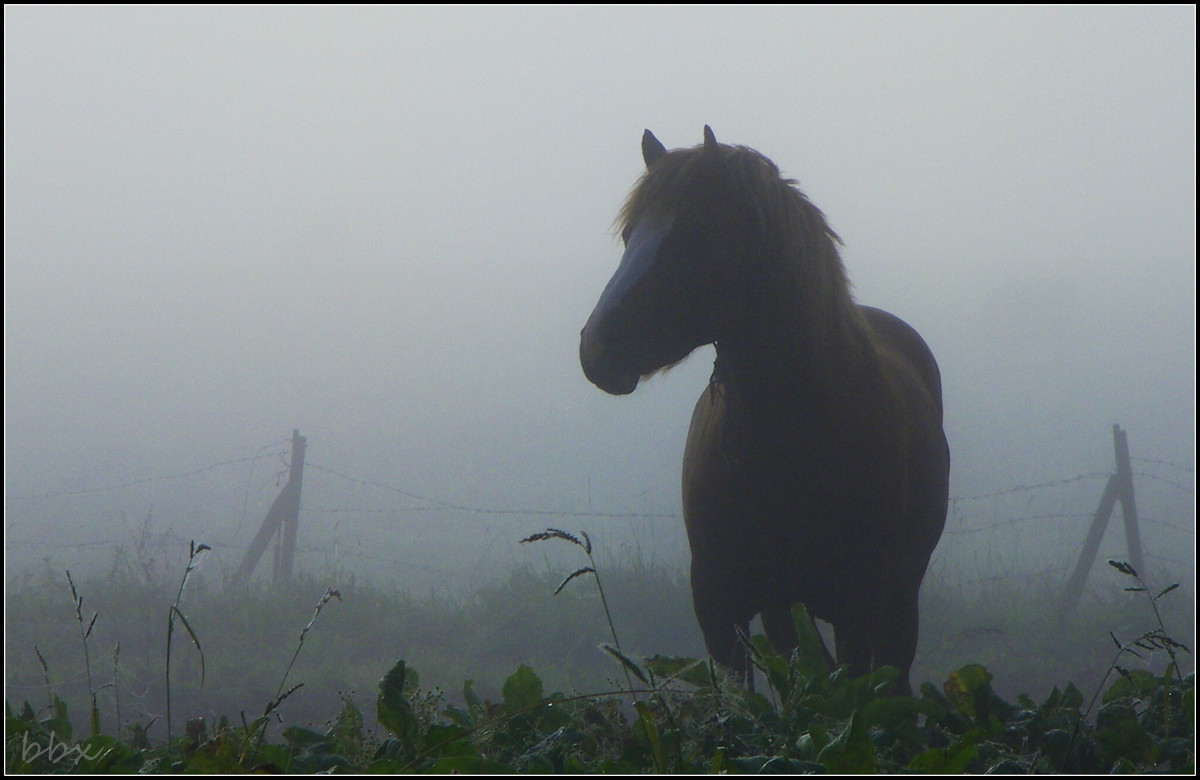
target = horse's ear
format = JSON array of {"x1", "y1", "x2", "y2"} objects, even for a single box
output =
[
  {"x1": 642, "y1": 130, "x2": 667, "y2": 168},
  {"x1": 703, "y1": 125, "x2": 719, "y2": 152}
]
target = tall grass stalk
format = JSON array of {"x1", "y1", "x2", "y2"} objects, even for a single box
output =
[
  {"x1": 112, "y1": 641, "x2": 122, "y2": 739},
  {"x1": 66, "y1": 570, "x2": 101, "y2": 736},
  {"x1": 518, "y1": 528, "x2": 671, "y2": 770},
  {"x1": 525, "y1": 529, "x2": 672, "y2": 772},
  {"x1": 33, "y1": 644, "x2": 53, "y2": 711},
  {"x1": 519, "y1": 530, "x2": 634, "y2": 691},
  {"x1": 257, "y1": 586, "x2": 341, "y2": 737},
  {"x1": 1068, "y1": 559, "x2": 1190, "y2": 762},
  {"x1": 1107, "y1": 559, "x2": 1189, "y2": 683},
  {"x1": 165, "y1": 541, "x2": 210, "y2": 747}
]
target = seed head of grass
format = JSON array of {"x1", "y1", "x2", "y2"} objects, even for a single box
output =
[{"x1": 520, "y1": 528, "x2": 592, "y2": 554}]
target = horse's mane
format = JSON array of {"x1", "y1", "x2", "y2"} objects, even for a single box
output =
[{"x1": 617, "y1": 142, "x2": 870, "y2": 369}]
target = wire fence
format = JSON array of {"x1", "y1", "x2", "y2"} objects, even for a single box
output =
[{"x1": 5, "y1": 434, "x2": 1195, "y2": 595}]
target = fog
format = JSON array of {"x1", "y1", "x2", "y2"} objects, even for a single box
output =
[{"x1": 4, "y1": 6, "x2": 1195, "y2": 597}]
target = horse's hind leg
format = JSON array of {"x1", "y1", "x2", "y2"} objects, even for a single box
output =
[
  {"x1": 871, "y1": 584, "x2": 921, "y2": 696},
  {"x1": 832, "y1": 617, "x2": 874, "y2": 682}
]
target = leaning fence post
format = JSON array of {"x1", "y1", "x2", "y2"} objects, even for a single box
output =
[
  {"x1": 1111, "y1": 424, "x2": 1144, "y2": 576},
  {"x1": 275, "y1": 430, "x2": 306, "y2": 583},
  {"x1": 1060, "y1": 425, "x2": 1144, "y2": 615},
  {"x1": 233, "y1": 429, "x2": 306, "y2": 583},
  {"x1": 1060, "y1": 473, "x2": 1119, "y2": 615}
]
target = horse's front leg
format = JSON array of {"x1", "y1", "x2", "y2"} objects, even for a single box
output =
[
  {"x1": 691, "y1": 574, "x2": 754, "y2": 689},
  {"x1": 869, "y1": 581, "x2": 921, "y2": 696}
]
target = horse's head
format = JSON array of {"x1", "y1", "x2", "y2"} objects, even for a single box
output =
[{"x1": 580, "y1": 126, "x2": 770, "y2": 395}]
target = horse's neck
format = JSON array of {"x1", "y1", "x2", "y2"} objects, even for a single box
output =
[{"x1": 715, "y1": 283, "x2": 876, "y2": 417}]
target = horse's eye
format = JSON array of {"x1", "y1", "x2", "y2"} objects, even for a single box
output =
[{"x1": 621, "y1": 225, "x2": 632, "y2": 244}]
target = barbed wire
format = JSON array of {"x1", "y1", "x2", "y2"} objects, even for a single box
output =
[
  {"x1": 8, "y1": 530, "x2": 1192, "y2": 581},
  {"x1": 232, "y1": 438, "x2": 294, "y2": 539},
  {"x1": 1145, "y1": 552, "x2": 1196, "y2": 571},
  {"x1": 7, "y1": 450, "x2": 289, "y2": 502},
  {"x1": 6, "y1": 442, "x2": 1193, "y2": 559},
  {"x1": 949, "y1": 473, "x2": 1112, "y2": 504},
  {"x1": 1132, "y1": 470, "x2": 1193, "y2": 495},
  {"x1": 305, "y1": 461, "x2": 681, "y2": 521},
  {"x1": 944, "y1": 512, "x2": 1096, "y2": 536},
  {"x1": 1132, "y1": 456, "x2": 1194, "y2": 474},
  {"x1": 9, "y1": 439, "x2": 1193, "y2": 511}
]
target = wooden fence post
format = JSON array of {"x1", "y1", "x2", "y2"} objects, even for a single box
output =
[
  {"x1": 275, "y1": 430, "x2": 306, "y2": 583},
  {"x1": 1112, "y1": 425, "x2": 1144, "y2": 576},
  {"x1": 1060, "y1": 424, "x2": 1145, "y2": 614},
  {"x1": 233, "y1": 429, "x2": 306, "y2": 583}
]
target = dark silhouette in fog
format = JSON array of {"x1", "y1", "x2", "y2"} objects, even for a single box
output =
[{"x1": 581, "y1": 127, "x2": 950, "y2": 694}]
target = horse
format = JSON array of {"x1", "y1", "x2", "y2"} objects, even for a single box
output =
[{"x1": 579, "y1": 127, "x2": 949, "y2": 695}]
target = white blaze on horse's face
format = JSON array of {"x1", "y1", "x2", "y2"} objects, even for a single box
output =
[
  {"x1": 579, "y1": 216, "x2": 675, "y2": 395},
  {"x1": 589, "y1": 216, "x2": 672, "y2": 336},
  {"x1": 581, "y1": 207, "x2": 748, "y2": 395}
]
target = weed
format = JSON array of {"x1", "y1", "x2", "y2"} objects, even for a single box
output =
[
  {"x1": 165, "y1": 541, "x2": 209, "y2": 747},
  {"x1": 5, "y1": 543, "x2": 1193, "y2": 773},
  {"x1": 65, "y1": 571, "x2": 102, "y2": 737},
  {"x1": 519, "y1": 529, "x2": 631, "y2": 693}
]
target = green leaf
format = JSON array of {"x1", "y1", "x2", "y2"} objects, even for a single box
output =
[
  {"x1": 422, "y1": 723, "x2": 473, "y2": 758},
  {"x1": 603, "y1": 644, "x2": 649, "y2": 685},
  {"x1": 908, "y1": 729, "x2": 983, "y2": 773},
  {"x1": 282, "y1": 725, "x2": 328, "y2": 749},
  {"x1": 169, "y1": 604, "x2": 206, "y2": 685},
  {"x1": 861, "y1": 692, "x2": 922, "y2": 732},
  {"x1": 43, "y1": 694, "x2": 73, "y2": 744},
  {"x1": 633, "y1": 700, "x2": 663, "y2": 772},
  {"x1": 643, "y1": 655, "x2": 710, "y2": 688},
  {"x1": 817, "y1": 711, "x2": 877, "y2": 773},
  {"x1": 501, "y1": 664, "x2": 544, "y2": 711},
  {"x1": 75, "y1": 734, "x2": 144, "y2": 773},
  {"x1": 790, "y1": 603, "x2": 831, "y2": 679},
  {"x1": 463, "y1": 678, "x2": 481, "y2": 711},
  {"x1": 376, "y1": 660, "x2": 419, "y2": 750},
  {"x1": 794, "y1": 722, "x2": 828, "y2": 759},
  {"x1": 943, "y1": 664, "x2": 993, "y2": 719},
  {"x1": 1103, "y1": 668, "x2": 1161, "y2": 703},
  {"x1": 328, "y1": 697, "x2": 365, "y2": 755},
  {"x1": 1058, "y1": 681, "x2": 1084, "y2": 712},
  {"x1": 747, "y1": 634, "x2": 792, "y2": 698},
  {"x1": 429, "y1": 754, "x2": 515, "y2": 773}
]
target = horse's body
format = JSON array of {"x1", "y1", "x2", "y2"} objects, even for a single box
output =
[{"x1": 580, "y1": 128, "x2": 948, "y2": 695}]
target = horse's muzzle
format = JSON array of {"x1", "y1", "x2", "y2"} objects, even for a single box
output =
[{"x1": 579, "y1": 324, "x2": 640, "y2": 395}]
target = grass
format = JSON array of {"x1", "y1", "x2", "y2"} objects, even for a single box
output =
[
  {"x1": 5, "y1": 546, "x2": 699, "y2": 739},
  {"x1": 4, "y1": 538, "x2": 1194, "y2": 772}
]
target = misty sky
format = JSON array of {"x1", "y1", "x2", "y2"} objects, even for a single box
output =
[{"x1": 4, "y1": 6, "x2": 1195, "y2": 588}]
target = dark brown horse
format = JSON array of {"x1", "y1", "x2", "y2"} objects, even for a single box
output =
[{"x1": 580, "y1": 127, "x2": 949, "y2": 695}]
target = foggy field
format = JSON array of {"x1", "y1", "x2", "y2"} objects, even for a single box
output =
[
  {"x1": 5, "y1": 544, "x2": 1193, "y2": 746},
  {"x1": 6, "y1": 426, "x2": 1193, "y2": 762},
  {"x1": 4, "y1": 5, "x2": 1195, "y2": 771}
]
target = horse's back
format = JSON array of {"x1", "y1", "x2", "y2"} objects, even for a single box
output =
[{"x1": 859, "y1": 305, "x2": 943, "y2": 418}]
